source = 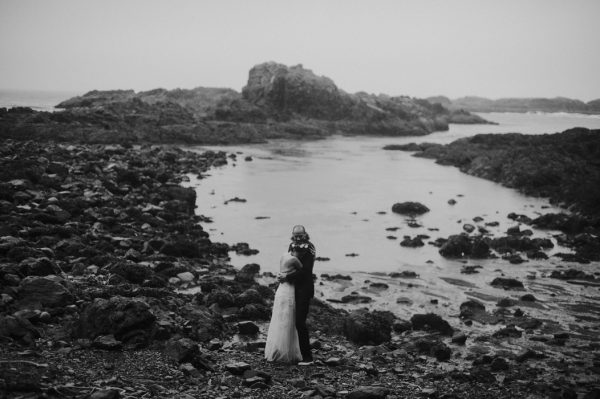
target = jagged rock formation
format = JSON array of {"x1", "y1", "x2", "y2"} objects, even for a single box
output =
[
  {"x1": 0, "y1": 62, "x2": 489, "y2": 144},
  {"x1": 427, "y1": 95, "x2": 600, "y2": 114}
]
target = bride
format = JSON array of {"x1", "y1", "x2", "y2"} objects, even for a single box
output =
[{"x1": 264, "y1": 247, "x2": 303, "y2": 363}]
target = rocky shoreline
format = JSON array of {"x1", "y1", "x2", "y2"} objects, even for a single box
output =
[
  {"x1": 0, "y1": 62, "x2": 490, "y2": 146},
  {"x1": 384, "y1": 128, "x2": 600, "y2": 220},
  {"x1": 1, "y1": 139, "x2": 599, "y2": 398}
]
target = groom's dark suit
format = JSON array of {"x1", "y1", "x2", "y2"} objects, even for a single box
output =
[{"x1": 286, "y1": 240, "x2": 316, "y2": 362}]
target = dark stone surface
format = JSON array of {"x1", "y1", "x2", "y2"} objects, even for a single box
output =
[
  {"x1": 410, "y1": 313, "x2": 454, "y2": 336},
  {"x1": 391, "y1": 202, "x2": 430, "y2": 216},
  {"x1": 75, "y1": 296, "x2": 156, "y2": 346},
  {"x1": 343, "y1": 309, "x2": 394, "y2": 345}
]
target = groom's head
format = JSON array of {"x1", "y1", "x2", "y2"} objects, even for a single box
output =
[{"x1": 291, "y1": 225, "x2": 309, "y2": 242}]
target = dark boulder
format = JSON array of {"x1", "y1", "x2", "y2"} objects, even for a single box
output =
[
  {"x1": 0, "y1": 315, "x2": 40, "y2": 344},
  {"x1": 237, "y1": 321, "x2": 259, "y2": 335},
  {"x1": 392, "y1": 202, "x2": 430, "y2": 216},
  {"x1": 235, "y1": 288, "x2": 265, "y2": 307},
  {"x1": 493, "y1": 325, "x2": 522, "y2": 338},
  {"x1": 463, "y1": 224, "x2": 476, "y2": 233},
  {"x1": 18, "y1": 257, "x2": 61, "y2": 277},
  {"x1": 238, "y1": 303, "x2": 271, "y2": 321},
  {"x1": 389, "y1": 271, "x2": 418, "y2": 278},
  {"x1": 165, "y1": 337, "x2": 214, "y2": 371},
  {"x1": 343, "y1": 309, "x2": 394, "y2": 345},
  {"x1": 439, "y1": 234, "x2": 490, "y2": 258},
  {"x1": 205, "y1": 289, "x2": 236, "y2": 308},
  {"x1": 459, "y1": 300, "x2": 486, "y2": 319},
  {"x1": 400, "y1": 236, "x2": 425, "y2": 247},
  {"x1": 392, "y1": 319, "x2": 412, "y2": 333},
  {"x1": 18, "y1": 276, "x2": 74, "y2": 308},
  {"x1": 410, "y1": 313, "x2": 454, "y2": 336},
  {"x1": 75, "y1": 296, "x2": 156, "y2": 346},
  {"x1": 415, "y1": 338, "x2": 452, "y2": 361},
  {"x1": 451, "y1": 332, "x2": 467, "y2": 345},
  {"x1": 179, "y1": 303, "x2": 224, "y2": 342},
  {"x1": 92, "y1": 334, "x2": 123, "y2": 350},
  {"x1": 235, "y1": 263, "x2": 260, "y2": 284},
  {"x1": 490, "y1": 277, "x2": 524, "y2": 290},
  {"x1": 347, "y1": 386, "x2": 390, "y2": 399},
  {"x1": 341, "y1": 294, "x2": 373, "y2": 304},
  {"x1": 108, "y1": 261, "x2": 153, "y2": 284},
  {"x1": 165, "y1": 337, "x2": 200, "y2": 363},
  {"x1": 490, "y1": 357, "x2": 509, "y2": 371},
  {"x1": 159, "y1": 185, "x2": 197, "y2": 212},
  {"x1": 531, "y1": 213, "x2": 589, "y2": 234}
]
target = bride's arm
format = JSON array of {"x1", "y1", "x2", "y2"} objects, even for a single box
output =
[{"x1": 281, "y1": 258, "x2": 303, "y2": 282}]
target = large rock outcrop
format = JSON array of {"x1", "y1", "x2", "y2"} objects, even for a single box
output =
[{"x1": 1, "y1": 62, "x2": 488, "y2": 144}]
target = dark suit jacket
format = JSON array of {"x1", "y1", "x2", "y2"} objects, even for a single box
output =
[{"x1": 286, "y1": 241, "x2": 316, "y2": 298}]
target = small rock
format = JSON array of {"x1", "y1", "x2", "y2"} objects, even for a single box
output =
[
  {"x1": 490, "y1": 277, "x2": 524, "y2": 290},
  {"x1": 463, "y1": 224, "x2": 475, "y2": 233},
  {"x1": 490, "y1": 357, "x2": 509, "y2": 371},
  {"x1": 451, "y1": 332, "x2": 467, "y2": 345},
  {"x1": 324, "y1": 357, "x2": 342, "y2": 366},
  {"x1": 392, "y1": 319, "x2": 412, "y2": 333},
  {"x1": 89, "y1": 389, "x2": 120, "y2": 399},
  {"x1": 520, "y1": 294, "x2": 536, "y2": 302},
  {"x1": 93, "y1": 334, "x2": 122, "y2": 351},
  {"x1": 176, "y1": 272, "x2": 195, "y2": 282},
  {"x1": 348, "y1": 386, "x2": 390, "y2": 399},
  {"x1": 497, "y1": 297, "x2": 516, "y2": 307},
  {"x1": 179, "y1": 363, "x2": 202, "y2": 378},
  {"x1": 208, "y1": 338, "x2": 223, "y2": 351},
  {"x1": 225, "y1": 361, "x2": 251, "y2": 375},
  {"x1": 237, "y1": 321, "x2": 259, "y2": 335},
  {"x1": 493, "y1": 325, "x2": 522, "y2": 338},
  {"x1": 410, "y1": 313, "x2": 454, "y2": 336},
  {"x1": 289, "y1": 378, "x2": 306, "y2": 388}
]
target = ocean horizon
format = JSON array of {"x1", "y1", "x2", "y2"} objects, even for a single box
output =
[{"x1": 0, "y1": 89, "x2": 82, "y2": 112}]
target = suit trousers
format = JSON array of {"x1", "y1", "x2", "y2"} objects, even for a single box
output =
[{"x1": 294, "y1": 287, "x2": 312, "y2": 361}]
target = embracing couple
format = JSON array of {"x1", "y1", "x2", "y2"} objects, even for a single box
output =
[{"x1": 264, "y1": 225, "x2": 316, "y2": 364}]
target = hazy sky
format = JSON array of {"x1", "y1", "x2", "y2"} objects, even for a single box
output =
[{"x1": 1, "y1": 0, "x2": 599, "y2": 100}]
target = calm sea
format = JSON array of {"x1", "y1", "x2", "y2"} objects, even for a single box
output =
[{"x1": 0, "y1": 89, "x2": 81, "y2": 111}]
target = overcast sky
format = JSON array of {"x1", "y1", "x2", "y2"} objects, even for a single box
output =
[{"x1": 1, "y1": 0, "x2": 599, "y2": 100}]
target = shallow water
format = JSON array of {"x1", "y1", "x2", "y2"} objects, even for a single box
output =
[
  {"x1": 183, "y1": 113, "x2": 600, "y2": 333},
  {"x1": 185, "y1": 112, "x2": 600, "y2": 275}
]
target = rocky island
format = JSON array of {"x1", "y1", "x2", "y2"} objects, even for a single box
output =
[{"x1": 0, "y1": 62, "x2": 489, "y2": 145}]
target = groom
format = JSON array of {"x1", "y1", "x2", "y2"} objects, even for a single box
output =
[{"x1": 280, "y1": 225, "x2": 316, "y2": 363}]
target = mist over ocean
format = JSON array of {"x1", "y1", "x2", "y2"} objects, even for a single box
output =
[{"x1": 0, "y1": 89, "x2": 81, "y2": 112}]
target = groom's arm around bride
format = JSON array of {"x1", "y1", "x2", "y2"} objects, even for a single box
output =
[{"x1": 282, "y1": 225, "x2": 316, "y2": 363}]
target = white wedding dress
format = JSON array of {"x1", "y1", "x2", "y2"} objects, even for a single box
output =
[{"x1": 264, "y1": 253, "x2": 303, "y2": 363}]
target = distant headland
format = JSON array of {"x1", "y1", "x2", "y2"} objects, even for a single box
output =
[
  {"x1": 0, "y1": 62, "x2": 489, "y2": 144},
  {"x1": 426, "y1": 95, "x2": 600, "y2": 114}
]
